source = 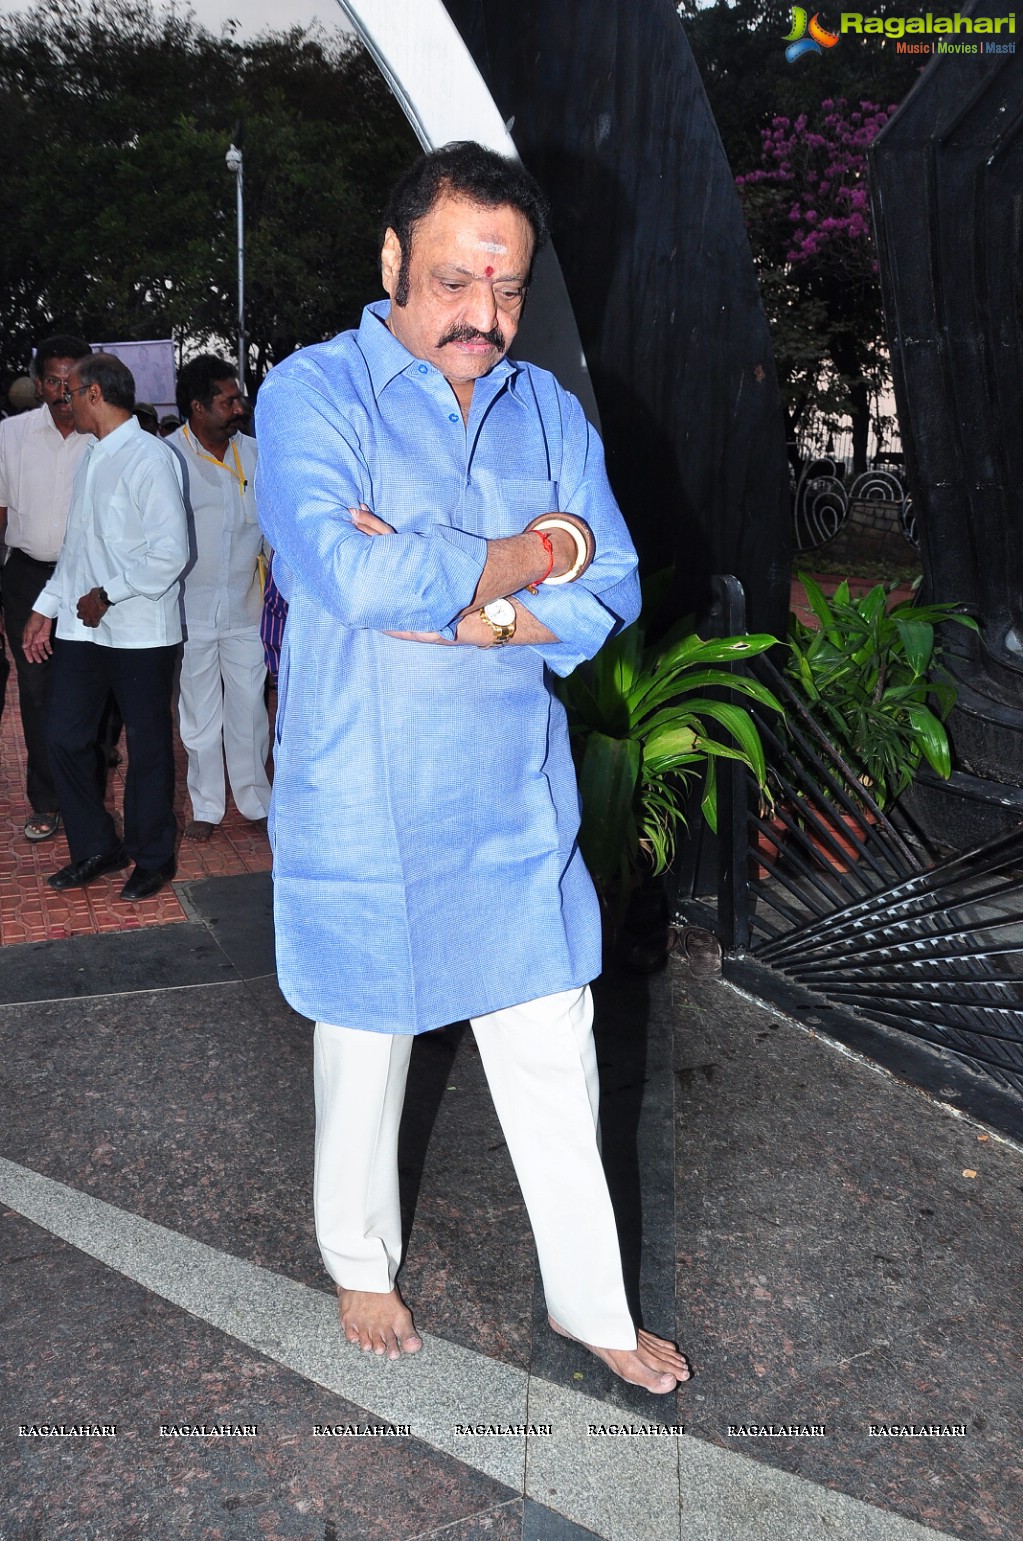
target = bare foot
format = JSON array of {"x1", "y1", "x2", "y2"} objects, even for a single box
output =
[
  {"x1": 338, "y1": 1286, "x2": 423, "y2": 1360},
  {"x1": 184, "y1": 820, "x2": 215, "y2": 842},
  {"x1": 549, "y1": 1316, "x2": 691, "y2": 1394}
]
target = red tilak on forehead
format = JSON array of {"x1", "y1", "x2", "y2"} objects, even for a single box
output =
[{"x1": 484, "y1": 265, "x2": 494, "y2": 277}]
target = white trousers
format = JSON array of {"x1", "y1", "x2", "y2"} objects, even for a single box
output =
[
  {"x1": 177, "y1": 630, "x2": 271, "y2": 825},
  {"x1": 313, "y1": 986, "x2": 638, "y2": 1349}
]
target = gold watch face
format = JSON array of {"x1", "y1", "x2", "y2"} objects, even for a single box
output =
[{"x1": 481, "y1": 598, "x2": 516, "y2": 643}]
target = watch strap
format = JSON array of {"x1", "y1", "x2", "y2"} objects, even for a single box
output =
[{"x1": 479, "y1": 603, "x2": 516, "y2": 644}]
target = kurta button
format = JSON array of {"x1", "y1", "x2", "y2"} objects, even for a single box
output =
[
  {"x1": 418, "y1": 364, "x2": 428, "y2": 374},
  {"x1": 448, "y1": 412, "x2": 459, "y2": 422}
]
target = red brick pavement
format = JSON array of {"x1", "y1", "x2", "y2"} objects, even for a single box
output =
[{"x1": 0, "y1": 668, "x2": 272, "y2": 946}]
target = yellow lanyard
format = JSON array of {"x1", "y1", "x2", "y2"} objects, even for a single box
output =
[{"x1": 183, "y1": 424, "x2": 247, "y2": 496}]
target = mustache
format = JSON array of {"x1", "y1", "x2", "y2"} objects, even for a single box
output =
[{"x1": 438, "y1": 323, "x2": 505, "y2": 350}]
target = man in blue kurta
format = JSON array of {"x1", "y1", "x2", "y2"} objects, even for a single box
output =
[{"x1": 256, "y1": 142, "x2": 690, "y2": 1393}]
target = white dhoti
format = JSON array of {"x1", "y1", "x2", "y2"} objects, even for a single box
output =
[
  {"x1": 177, "y1": 628, "x2": 271, "y2": 825},
  {"x1": 312, "y1": 985, "x2": 637, "y2": 1350}
]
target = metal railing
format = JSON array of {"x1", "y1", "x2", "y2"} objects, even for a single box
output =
[
  {"x1": 792, "y1": 456, "x2": 916, "y2": 552},
  {"x1": 673, "y1": 576, "x2": 1023, "y2": 1132}
]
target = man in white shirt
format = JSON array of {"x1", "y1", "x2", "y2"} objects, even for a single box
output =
[
  {"x1": 167, "y1": 354, "x2": 270, "y2": 841},
  {"x1": 0, "y1": 335, "x2": 94, "y2": 842},
  {"x1": 23, "y1": 354, "x2": 189, "y2": 902}
]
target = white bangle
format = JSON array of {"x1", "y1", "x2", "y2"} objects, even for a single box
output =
[{"x1": 532, "y1": 516, "x2": 589, "y2": 585}]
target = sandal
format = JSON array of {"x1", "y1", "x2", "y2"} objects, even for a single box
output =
[
  {"x1": 676, "y1": 924, "x2": 723, "y2": 978},
  {"x1": 25, "y1": 811, "x2": 61, "y2": 842}
]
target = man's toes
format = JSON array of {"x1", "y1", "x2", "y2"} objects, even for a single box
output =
[
  {"x1": 388, "y1": 1321, "x2": 422, "y2": 1356},
  {"x1": 638, "y1": 1328, "x2": 691, "y2": 1376},
  {"x1": 626, "y1": 1358, "x2": 678, "y2": 1393},
  {"x1": 337, "y1": 1288, "x2": 421, "y2": 1359},
  {"x1": 341, "y1": 1317, "x2": 368, "y2": 1350}
]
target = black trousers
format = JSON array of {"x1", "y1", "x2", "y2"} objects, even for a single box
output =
[
  {"x1": 0, "y1": 629, "x2": 10, "y2": 716},
  {"x1": 46, "y1": 639, "x2": 179, "y2": 869},
  {"x1": 0, "y1": 548, "x2": 59, "y2": 815}
]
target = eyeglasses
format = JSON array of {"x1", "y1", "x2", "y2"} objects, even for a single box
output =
[
  {"x1": 61, "y1": 384, "x2": 91, "y2": 400},
  {"x1": 41, "y1": 375, "x2": 72, "y2": 390}
]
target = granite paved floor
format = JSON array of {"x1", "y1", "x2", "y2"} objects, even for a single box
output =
[{"x1": 2, "y1": 867, "x2": 1018, "y2": 1539}]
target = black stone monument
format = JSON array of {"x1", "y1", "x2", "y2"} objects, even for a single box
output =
[
  {"x1": 443, "y1": 0, "x2": 793, "y2": 638},
  {"x1": 871, "y1": 17, "x2": 1023, "y2": 844}
]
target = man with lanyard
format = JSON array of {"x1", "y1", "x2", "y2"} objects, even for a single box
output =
[
  {"x1": 167, "y1": 355, "x2": 270, "y2": 842},
  {"x1": 0, "y1": 335, "x2": 93, "y2": 843},
  {"x1": 23, "y1": 353, "x2": 188, "y2": 902},
  {"x1": 256, "y1": 142, "x2": 690, "y2": 1393}
]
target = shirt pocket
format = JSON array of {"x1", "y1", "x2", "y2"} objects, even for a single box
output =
[{"x1": 462, "y1": 473, "x2": 559, "y2": 538}]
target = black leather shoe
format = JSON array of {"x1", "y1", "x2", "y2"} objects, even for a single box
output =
[
  {"x1": 47, "y1": 846, "x2": 129, "y2": 890},
  {"x1": 119, "y1": 861, "x2": 176, "y2": 902}
]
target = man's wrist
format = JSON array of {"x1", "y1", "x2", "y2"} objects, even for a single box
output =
[
  {"x1": 479, "y1": 598, "x2": 517, "y2": 645},
  {"x1": 532, "y1": 518, "x2": 589, "y2": 584},
  {"x1": 520, "y1": 513, "x2": 593, "y2": 585},
  {"x1": 456, "y1": 610, "x2": 502, "y2": 647},
  {"x1": 97, "y1": 587, "x2": 113, "y2": 608},
  {"x1": 525, "y1": 531, "x2": 555, "y2": 594}
]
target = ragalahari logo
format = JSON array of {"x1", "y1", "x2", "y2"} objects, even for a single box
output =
[
  {"x1": 784, "y1": 7, "x2": 841, "y2": 61},
  {"x1": 783, "y1": 11, "x2": 1016, "y2": 60}
]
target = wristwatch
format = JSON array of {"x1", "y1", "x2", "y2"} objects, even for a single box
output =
[{"x1": 479, "y1": 598, "x2": 516, "y2": 645}]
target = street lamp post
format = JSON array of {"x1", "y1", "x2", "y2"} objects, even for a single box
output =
[{"x1": 225, "y1": 144, "x2": 245, "y2": 393}]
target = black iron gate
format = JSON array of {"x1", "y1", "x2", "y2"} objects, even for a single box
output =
[{"x1": 675, "y1": 579, "x2": 1023, "y2": 1140}]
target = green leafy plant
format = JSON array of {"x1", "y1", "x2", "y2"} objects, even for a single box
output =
[
  {"x1": 786, "y1": 574, "x2": 978, "y2": 809},
  {"x1": 555, "y1": 576, "x2": 780, "y2": 909}
]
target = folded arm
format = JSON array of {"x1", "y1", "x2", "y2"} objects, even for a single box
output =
[
  {"x1": 255, "y1": 358, "x2": 636, "y2": 658},
  {"x1": 350, "y1": 505, "x2": 593, "y2": 646}
]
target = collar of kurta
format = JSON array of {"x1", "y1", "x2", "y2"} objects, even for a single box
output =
[
  {"x1": 86, "y1": 412, "x2": 143, "y2": 464},
  {"x1": 358, "y1": 299, "x2": 518, "y2": 403}
]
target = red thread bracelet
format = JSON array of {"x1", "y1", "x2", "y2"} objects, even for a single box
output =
[{"x1": 526, "y1": 530, "x2": 555, "y2": 593}]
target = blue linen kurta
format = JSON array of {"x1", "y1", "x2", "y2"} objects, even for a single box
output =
[{"x1": 255, "y1": 301, "x2": 639, "y2": 1033}]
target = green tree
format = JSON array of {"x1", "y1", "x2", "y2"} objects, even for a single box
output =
[
  {"x1": 679, "y1": 0, "x2": 937, "y2": 166},
  {"x1": 0, "y1": 0, "x2": 418, "y2": 391}
]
